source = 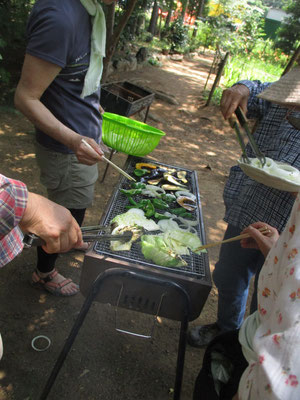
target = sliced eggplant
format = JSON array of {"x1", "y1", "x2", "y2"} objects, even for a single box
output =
[
  {"x1": 148, "y1": 177, "x2": 163, "y2": 185},
  {"x1": 177, "y1": 171, "x2": 188, "y2": 184},
  {"x1": 163, "y1": 173, "x2": 187, "y2": 188},
  {"x1": 161, "y1": 184, "x2": 185, "y2": 191}
]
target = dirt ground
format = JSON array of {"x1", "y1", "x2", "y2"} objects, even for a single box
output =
[{"x1": 0, "y1": 53, "x2": 243, "y2": 400}]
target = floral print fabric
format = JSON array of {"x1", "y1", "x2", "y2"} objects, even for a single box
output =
[{"x1": 239, "y1": 193, "x2": 300, "y2": 399}]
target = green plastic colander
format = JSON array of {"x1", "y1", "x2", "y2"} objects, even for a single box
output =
[{"x1": 102, "y1": 112, "x2": 166, "y2": 156}]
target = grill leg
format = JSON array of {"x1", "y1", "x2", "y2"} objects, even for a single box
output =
[
  {"x1": 173, "y1": 317, "x2": 189, "y2": 400},
  {"x1": 143, "y1": 105, "x2": 150, "y2": 123},
  {"x1": 39, "y1": 273, "x2": 106, "y2": 400}
]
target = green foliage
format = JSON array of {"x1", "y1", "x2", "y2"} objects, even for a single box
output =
[
  {"x1": 223, "y1": 54, "x2": 283, "y2": 88},
  {"x1": 0, "y1": 1, "x2": 34, "y2": 104},
  {"x1": 275, "y1": 0, "x2": 300, "y2": 54},
  {"x1": 148, "y1": 57, "x2": 162, "y2": 67},
  {"x1": 163, "y1": 18, "x2": 189, "y2": 52}
]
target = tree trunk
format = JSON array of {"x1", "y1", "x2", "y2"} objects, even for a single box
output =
[
  {"x1": 192, "y1": 0, "x2": 205, "y2": 38},
  {"x1": 148, "y1": 0, "x2": 159, "y2": 36},
  {"x1": 181, "y1": 0, "x2": 188, "y2": 20},
  {"x1": 105, "y1": 2, "x2": 115, "y2": 43},
  {"x1": 135, "y1": 0, "x2": 147, "y2": 36},
  {"x1": 165, "y1": 0, "x2": 174, "y2": 29},
  {"x1": 102, "y1": 0, "x2": 139, "y2": 82}
]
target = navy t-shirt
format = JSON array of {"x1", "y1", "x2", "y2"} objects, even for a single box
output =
[{"x1": 26, "y1": 0, "x2": 102, "y2": 153}]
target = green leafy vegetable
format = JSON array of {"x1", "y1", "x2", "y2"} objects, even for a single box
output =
[
  {"x1": 133, "y1": 168, "x2": 150, "y2": 177},
  {"x1": 141, "y1": 235, "x2": 186, "y2": 267}
]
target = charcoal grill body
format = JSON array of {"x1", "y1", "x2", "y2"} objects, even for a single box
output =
[{"x1": 81, "y1": 253, "x2": 210, "y2": 321}]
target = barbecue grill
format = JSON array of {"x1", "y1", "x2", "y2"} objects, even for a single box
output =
[{"x1": 39, "y1": 156, "x2": 211, "y2": 400}]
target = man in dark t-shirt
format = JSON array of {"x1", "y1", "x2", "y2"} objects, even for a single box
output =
[{"x1": 14, "y1": 0, "x2": 117, "y2": 296}]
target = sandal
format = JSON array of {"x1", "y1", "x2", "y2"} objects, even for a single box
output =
[{"x1": 31, "y1": 269, "x2": 79, "y2": 297}]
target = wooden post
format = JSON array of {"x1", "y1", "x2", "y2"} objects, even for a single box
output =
[
  {"x1": 205, "y1": 51, "x2": 229, "y2": 107},
  {"x1": 204, "y1": 48, "x2": 221, "y2": 91}
]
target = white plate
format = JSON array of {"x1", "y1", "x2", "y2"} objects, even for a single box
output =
[{"x1": 238, "y1": 158, "x2": 300, "y2": 192}]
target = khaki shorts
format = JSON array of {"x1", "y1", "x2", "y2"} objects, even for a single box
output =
[{"x1": 35, "y1": 142, "x2": 98, "y2": 209}]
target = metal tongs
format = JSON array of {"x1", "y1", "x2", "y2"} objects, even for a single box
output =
[
  {"x1": 229, "y1": 107, "x2": 266, "y2": 167},
  {"x1": 23, "y1": 225, "x2": 133, "y2": 248}
]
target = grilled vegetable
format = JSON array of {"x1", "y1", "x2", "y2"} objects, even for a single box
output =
[
  {"x1": 142, "y1": 185, "x2": 165, "y2": 197},
  {"x1": 176, "y1": 196, "x2": 196, "y2": 211},
  {"x1": 110, "y1": 209, "x2": 160, "y2": 251},
  {"x1": 141, "y1": 235, "x2": 186, "y2": 267},
  {"x1": 134, "y1": 168, "x2": 150, "y2": 177},
  {"x1": 177, "y1": 171, "x2": 188, "y2": 184},
  {"x1": 161, "y1": 184, "x2": 185, "y2": 191},
  {"x1": 152, "y1": 198, "x2": 169, "y2": 210},
  {"x1": 135, "y1": 163, "x2": 157, "y2": 170},
  {"x1": 131, "y1": 182, "x2": 146, "y2": 189},
  {"x1": 163, "y1": 172, "x2": 187, "y2": 188},
  {"x1": 120, "y1": 188, "x2": 143, "y2": 196},
  {"x1": 159, "y1": 193, "x2": 176, "y2": 203},
  {"x1": 170, "y1": 207, "x2": 191, "y2": 216},
  {"x1": 154, "y1": 212, "x2": 171, "y2": 220}
]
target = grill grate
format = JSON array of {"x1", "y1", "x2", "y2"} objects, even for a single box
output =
[{"x1": 94, "y1": 157, "x2": 209, "y2": 281}]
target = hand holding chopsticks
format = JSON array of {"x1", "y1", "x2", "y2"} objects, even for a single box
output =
[
  {"x1": 196, "y1": 225, "x2": 271, "y2": 252},
  {"x1": 81, "y1": 138, "x2": 136, "y2": 182}
]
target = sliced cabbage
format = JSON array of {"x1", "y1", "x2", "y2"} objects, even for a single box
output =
[
  {"x1": 140, "y1": 227, "x2": 206, "y2": 268},
  {"x1": 163, "y1": 229, "x2": 204, "y2": 255},
  {"x1": 141, "y1": 235, "x2": 186, "y2": 267},
  {"x1": 111, "y1": 208, "x2": 159, "y2": 231},
  {"x1": 250, "y1": 157, "x2": 300, "y2": 183},
  {"x1": 110, "y1": 208, "x2": 160, "y2": 251}
]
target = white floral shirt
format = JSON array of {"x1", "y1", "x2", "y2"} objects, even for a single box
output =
[{"x1": 239, "y1": 192, "x2": 300, "y2": 399}]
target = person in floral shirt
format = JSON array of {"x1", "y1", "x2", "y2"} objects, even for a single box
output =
[{"x1": 236, "y1": 191, "x2": 300, "y2": 399}]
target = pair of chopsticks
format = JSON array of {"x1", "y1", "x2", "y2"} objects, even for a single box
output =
[
  {"x1": 196, "y1": 226, "x2": 270, "y2": 252},
  {"x1": 81, "y1": 138, "x2": 136, "y2": 182}
]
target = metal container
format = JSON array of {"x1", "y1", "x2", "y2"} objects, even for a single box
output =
[
  {"x1": 80, "y1": 157, "x2": 211, "y2": 321},
  {"x1": 101, "y1": 81, "x2": 155, "y2": 117}
]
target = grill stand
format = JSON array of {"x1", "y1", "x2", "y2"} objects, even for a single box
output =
[{"x1": 39, "y1": 268, "x2": 191, "y2": 400}]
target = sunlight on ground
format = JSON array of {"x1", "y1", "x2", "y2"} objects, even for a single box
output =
[
  {"x1": 18, "y1": 153, "x2": 35, "y2": 160},
  {"x1": 27, "y1": 308, "x2": 56, "y2": 332},
  {"x1": 15, "y1": 132, "x2": 28, "y2": 137},
  {"x1": 164, "y1": 64, "x2": 210, "y2": 81},
  {"x1": 208, "y1": 220, "x2": 227, "y2": 242},
  {"x1": 0, "y1": 382, "x2": 14, "y2": 399},
  {"x1": 0, "y1": 371, "x2": 6, "y2": 380}
]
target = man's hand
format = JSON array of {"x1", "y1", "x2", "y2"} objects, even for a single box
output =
[
  {"x1": 220, "y1": 84, "x2": 250, "y2": 120},
  {"x1": 19, "y1": 192, "x2": 83, "y2": 253},
  {"x1": 240, "y1": 222, "x2": 279, "y2": 258}
]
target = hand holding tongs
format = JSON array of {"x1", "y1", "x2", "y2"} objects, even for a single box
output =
[
  {"x1": 229, "y1": 107, "x2": 266, "y2": 167},
  {"x1": 23, "y1": 225, "x2": 133, "y2": 248}
]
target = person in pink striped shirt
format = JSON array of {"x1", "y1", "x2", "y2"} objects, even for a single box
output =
[{"x1": 0, "y1": 173, "x2": 83, "y2": 360}]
